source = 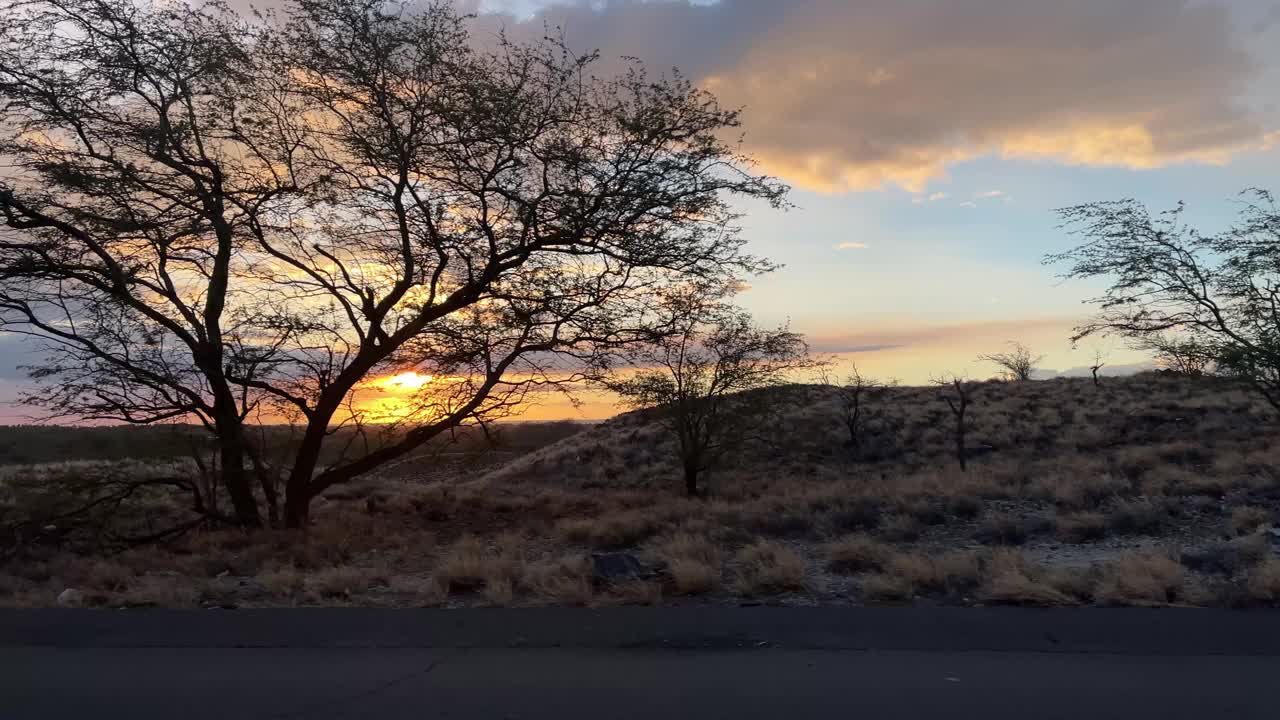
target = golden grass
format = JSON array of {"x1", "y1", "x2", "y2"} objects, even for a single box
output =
[
  {"x1": 1095, "y1": 554, "x2": 1184, "y2": 605},
  {"x1": 734, "y1": 541, "x2": 808, "y2": 596},
  {"x1": 1246, "y1": 559, "x2": 1280, "y2": 605},
  {"x1": 825, "y1": 535, "x2": 893, "y2": 574}
]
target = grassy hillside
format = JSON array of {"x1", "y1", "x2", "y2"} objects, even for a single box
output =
[{"x1": 2, "y1": 373, "x2": 1279, "y2": 609}]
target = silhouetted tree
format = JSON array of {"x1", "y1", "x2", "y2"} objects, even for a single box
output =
[
  {"x1": 934, "y1": 375, "x2": 976, "y2": 471},
  {"x1": 0, "y1": 0, "x2": 786, "y2": 528},
  {"x1": 1089, "y1": 349, "x2": 1107, "y2": 387},
  {"x1": 1135, "y1": 334, "x2": 1215, "y2": 377},
  {"x1": 822, "y1": 363, "x2": 882, "y2": 451},
  {"x1": 978, "y1": 342, "x2": 1043, "y2": 381},
  {"x1": 1048, "y1": 190, "x2": 1280, "y2": 411},
  {"x1": 607, "y1": 300, "x2": 815, "y2": 497}
]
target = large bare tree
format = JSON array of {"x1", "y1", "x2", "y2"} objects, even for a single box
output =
[{"x1": 0, "y1": 0, "x2": 786, "y2": 528}]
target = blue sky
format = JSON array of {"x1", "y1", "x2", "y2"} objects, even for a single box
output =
[
  {"x1": 462, "y1": 0, "x2": 1280, "y2": 389},
  {"x1": 3, "y1": 0, "x2": 1279, "y2": 420}
]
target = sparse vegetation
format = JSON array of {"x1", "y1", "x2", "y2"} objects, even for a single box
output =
[
  {"x1": 979, "y1": 342, "x2": 1044, "y2": 382},
  {"x1": 2, "y1": 373, "x2": 1278, "y2": 609}
]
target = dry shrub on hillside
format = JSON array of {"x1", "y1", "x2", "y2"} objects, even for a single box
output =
[
  {"x1": 306, "y1": 565, "x2": 386, "y2": 599},
  {"x1": 1230, "y1": 507, "x2": 1273, "y2": 536},
  {"x1": 825, "y1": 535, "x2": 893, "y2": 574},
  {"x1": 521, "y1": 555, "x2": 593, "y2": 605},
  {"x1": 649, "y1": 533, "x2": 723, "y2": 595},
  {"x1": 981, "y1": 551, "x2": 1073, "y2": 606},
  {"x1": 734, "y1": 541, "x2": 807, "y2": 595},
  {"x1": 1095, "y1": 554, "x2": 1184, "y2": 605},
  {"x1": 856, "y1": 551, "x2": 984, "y2": 603},
  {"x1": 1246, "y1": 559, "x2": 1280, "y2": 605},
  {"x1": 433, "y1": 534, "x2": 524, "y2": 595},
  {"x1": 559, "y1": 511, "x2": 660, "y2": 550}
]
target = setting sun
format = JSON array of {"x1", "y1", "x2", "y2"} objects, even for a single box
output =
[{"x1": 379, "y1": 372, "x2": 435, "y2": 391}]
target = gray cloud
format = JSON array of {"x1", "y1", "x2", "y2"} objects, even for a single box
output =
[{"x1": 479, "y1": 0, "x2": 1272, "y2": 191}]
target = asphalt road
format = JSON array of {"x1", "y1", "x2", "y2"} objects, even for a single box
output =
[{"x1": 4, "y1": 608, "x2": 1279, "y2": 719}]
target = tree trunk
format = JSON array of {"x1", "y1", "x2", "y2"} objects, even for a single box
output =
[
  {"x1": 683, "y1": 461, "x2": 699, "y2": 497},
  {"x1": 219, "y1": 436, "x2": 261, "y2": 529},
  {"x1": 283, "y1": 421, "x2": 329, "y2": 529},
  {"x1": 955, "y1": 416, "x2": 967, "y2": 472}
]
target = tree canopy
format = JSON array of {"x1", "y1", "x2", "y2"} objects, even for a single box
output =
[{"x1": 0, "y1": 0, "x2": 787, "y2": 527}]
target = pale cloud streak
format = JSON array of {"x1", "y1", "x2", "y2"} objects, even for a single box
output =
[{"x1": 834, "y1": 242, "x2": 869, "y2": 250}]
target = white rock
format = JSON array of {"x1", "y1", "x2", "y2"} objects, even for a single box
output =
[{"x1": 56, "y1": 588, "x2": 84, "y2": 607}]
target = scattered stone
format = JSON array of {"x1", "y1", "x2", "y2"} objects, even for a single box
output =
[
  {"x1": 56, "y1": 588, "x2": 84, "y2": 608},
  {"x1": 591, "y1": 553, "x2": 650, "y2": 587}
]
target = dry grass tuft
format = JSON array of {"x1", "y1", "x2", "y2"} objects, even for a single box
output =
[
  {"x1": 305, "y1": 565, "x2": 384, "y2": 598},
  {"x1": 559, "y1": 511, "x2": 659, "y2": 550},
  {"x1": 433, "y1": 534, "x2": 524, "y2": 595},
  {"x1": 607, "y1": 580, "x2": 664, "y2": 606},
  {"x1": 1230, "y1": 506, "x2": 1273, "y2": 537},
  {"x1": 521, "y1": 555, "x2": 593, "y2": 605},
  {"x1": 825, "y1": 535, "x2": 893, "y2": 574},
  {"x1": 858, "y1": 573, "x2": 915, "y2": 603},
  {"x1": 1055, "y1": 512, "x2": 1107, "y2": 543},
  {"x1": 1096, "y1": 554, "x2": 1184, "y2": 605},
  {"x1": 650, "y1": 533, "x2": 723, "y2": 595},
  {"x1": 734, "y1": 541, "x2": 808, "y2": 596},
  {"x1": 1246, "y1": 559, "x2": 1280, "y2": 605}
]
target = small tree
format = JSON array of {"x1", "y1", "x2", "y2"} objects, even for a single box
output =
[
  {"x1": 607, "y1": 303, "x2": 816, "y2": 497},
  {"x1": 1048, "y1": 191, "x2": 1280, "y2": 410},
  {"x1": 822, "y1": 363, "x2": 882, "y2": 451},
  {"x1": 1089, "y1": 349, "x2": 1107, "y2": 387},
  {"x1": 1136, "y1": 333, "x2": 1215, "y2": 377},
  {"x1": 934, "y1": 375, "x2": 976, "y2": 471},
  {"x1": 978, "y1": 342, "x2": 1043, "y2": 382}
]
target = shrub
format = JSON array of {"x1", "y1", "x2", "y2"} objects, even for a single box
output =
[
  {"x1": 1246, "y1": 559, "x2": 1280, "y2": 605},
  {"x1": 1096, "y1": 554, "x2": 1184, "y2": 605},
  {"x1": 433, "y1": 535, "x2": 523, "y2": 594},
  {"x1": 858, "y1": 573, "x2": 914, "y2": 603},
  {"x1": 1230, "y1": 506, "x2": 1272, "y2": 537},
  {"x1": 559, "y1": 511, "x2": 659, "y2": 550},
  {"x1": 825, "y1": 535, "x2": 893, "y2": 574},
  {"x1": 734, "y1": 541, "x2": 808, "y2": 595}
]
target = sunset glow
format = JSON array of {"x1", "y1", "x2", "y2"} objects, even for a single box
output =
[{"x1": 378, "y1": 372, "x2": 435, "y2": 391}]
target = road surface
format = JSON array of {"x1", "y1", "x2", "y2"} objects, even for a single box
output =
[{"x1": 3, "y1": 608, "x2": 1277, "y2": 719}]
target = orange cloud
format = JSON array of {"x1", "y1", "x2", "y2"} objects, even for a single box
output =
[{"x1": 486, "y1": 0, "x2": 1272, "y2": 192}]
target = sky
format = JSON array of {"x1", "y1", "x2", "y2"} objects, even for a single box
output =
[
  {"x1": 3, "y1": 0, "x2": 1280, "y2": 422},
  {"x1": 464, "y1": 0, "x2": 1280, "y2": 414}
]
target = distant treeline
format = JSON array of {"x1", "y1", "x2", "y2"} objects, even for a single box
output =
[{"x1": 0, "y1": 421, "x2": 590, "y2": 467}]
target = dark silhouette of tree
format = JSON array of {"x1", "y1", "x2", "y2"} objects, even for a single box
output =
[
  {"x1": 1047, "y1": 190, "x2": 1280, "y2": 411},
  {"x1": 822, "y1": 363, "x2": 882, "y2": 450},
  {"x1": 978, "y1": 341, "x2": 1043, "y2": 381},
  {"x1": 607, "y1": 299, "x2": 815, "y2": 497},
  {"x1": 0, "y1": 0, "x2": 786, "y2": 529},
  {"x1": 933, "y1": 375, "x2": 976, "y2": 471},
  {"x1": 1135, "y1": 333, "x2": 1215, "y2": 377},
  {"x1": 1089, "y1": 349, "x2": 1107, "y2": 387}
]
